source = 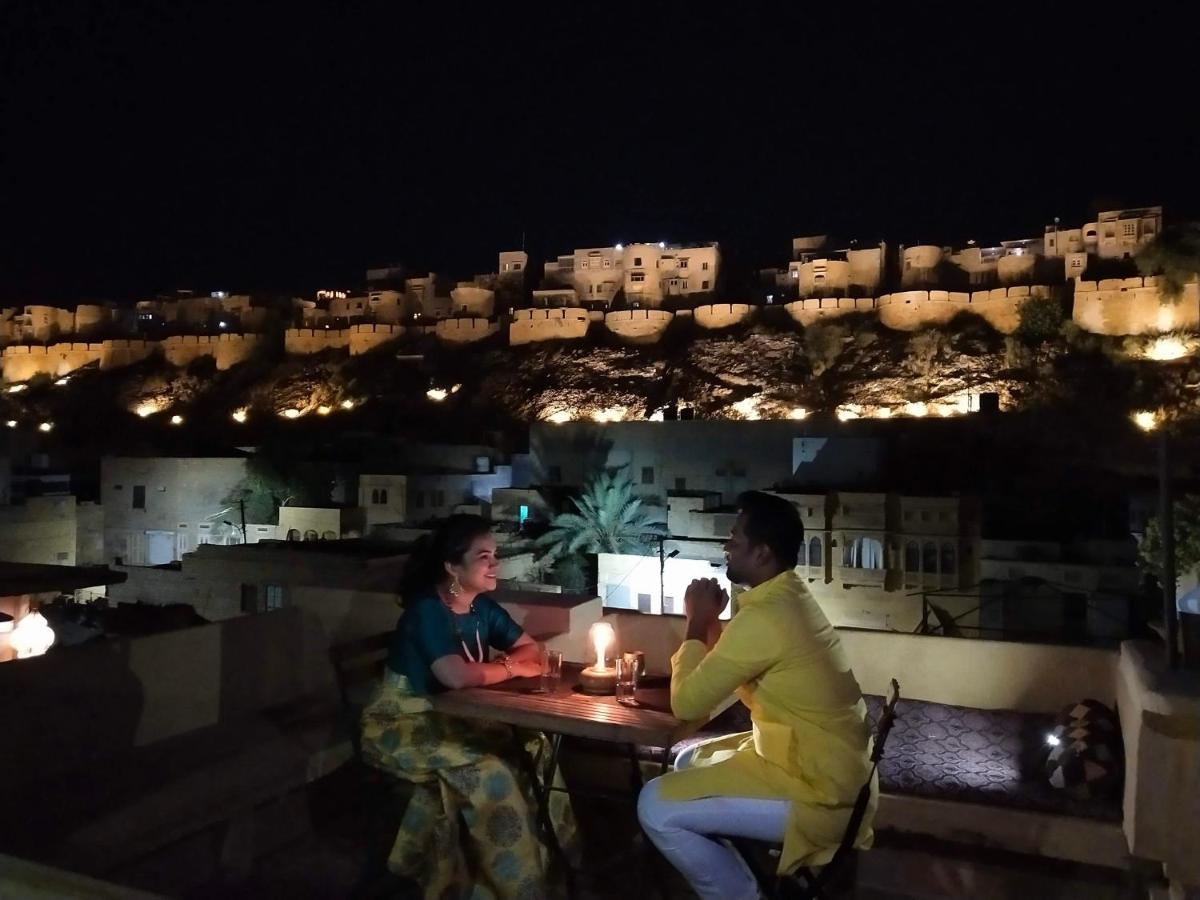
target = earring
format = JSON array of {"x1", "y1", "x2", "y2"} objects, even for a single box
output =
[{"x1": 448, "y1": 575, "x2": 462, "y2": 597}]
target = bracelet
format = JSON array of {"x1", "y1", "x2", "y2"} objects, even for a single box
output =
[{"x1": 500, "y1": 656, "x2": 514, "y2": 678}]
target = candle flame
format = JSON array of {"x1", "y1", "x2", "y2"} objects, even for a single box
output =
[{"x1": 589, "y1": 622, "x2": 615, "y2": 671}]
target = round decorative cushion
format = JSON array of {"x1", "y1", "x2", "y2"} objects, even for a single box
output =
[{"x1": 1044, "y1": 698, "x2": 1122, "y2": 800}]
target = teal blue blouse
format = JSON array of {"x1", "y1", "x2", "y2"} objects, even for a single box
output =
[{"x1": 387, "y1": 594, "x2": 524, "y2": 695}]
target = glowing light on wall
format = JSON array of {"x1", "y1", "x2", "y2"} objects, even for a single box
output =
[
  {"x1": 836, "y1": 405, "x2": 862, "y2": 422},
  {"x1": 1144, "y1": 337, "x2": 1189, "y2": 361},
  {"x1": 5, "y1": 420, "x2": 16, "y2": 428},
  {"x1": 317, "y1": 405, "x2": 332, "y2": 415},
  {"x1": 648, "y1": 408, "x2": 665, "y2": 422},
  {"x1": 790, "y1": 407, "x2": 808, "y2": 420},
  {"x1": 232, "y1": 409, "x2": 248, "y2": 424},
  {"x1": 281, "y1": 408, "x2": 303, "y2": 419},
  {"x1": 170, "y1": 415, "x2": 184, "y2": 425},
  {"x1": 730, "y1": 397, "x2": 761, "y2": 421},
  {"x1": 592, "y1": 406, "x2": 629, "y2": 423},
  {"x1": 903, "y1": 402, "x2": 929, "y2": 418},
  {"x1": 340, "y1": 399, "x2": 355, "y2": 410},
  {"x1": 546, "y1": 410, "x2": 572, "y2": 424},
  {"x1": 7, "y1": 384, "x2": 27, "y2": 394},
  {"x1": 54, "y1": 378, "x2": 69, "y2": 386},
  {"x1": 38, "y1": 422, "x2": 53, "y2": 433},
  {"x1": 426, "y1": 388, "x2": 448, "y2": 401},
  {"x1": 874, "y1": 407, "x2": 894, "y2": 419},
  {"x1": 1133, "y1": 410, "x2": 1158, "y2": 432}
]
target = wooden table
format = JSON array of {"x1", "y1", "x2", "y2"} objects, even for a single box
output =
[
  {"x1": 431, "y1": 663, "x2": 733, "y2": 898},
  {"x1": 431, "y1": 663, "x2": 716, "y2": 749}
]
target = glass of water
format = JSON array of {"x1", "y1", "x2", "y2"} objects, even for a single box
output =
[
  {"x1": 539, "y1": 648, "x2": 563, "y2": 693},
  {"x1": 615, "y1": 657, "x2": 639, "y2": 706}
]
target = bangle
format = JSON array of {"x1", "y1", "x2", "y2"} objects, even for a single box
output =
[{"x1": 500, "y1": 656, "x2": 514, "y2": 678}]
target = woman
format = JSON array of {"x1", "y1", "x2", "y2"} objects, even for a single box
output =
[{"x1": 360, "y1": 514, "x2": 575, "y2": 899}]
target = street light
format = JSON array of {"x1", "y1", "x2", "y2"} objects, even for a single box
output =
[{"x1": 1135, "y1": 409, "x2": 1181, "y2": 669}]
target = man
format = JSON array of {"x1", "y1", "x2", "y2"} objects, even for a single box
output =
[{"x1": 637, "y1": 491, "x2": 874, "y2": 900}]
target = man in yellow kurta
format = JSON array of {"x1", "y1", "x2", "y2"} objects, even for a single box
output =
[{"x1": 637, "y1": 491, "x2": 874, "y2": 900}]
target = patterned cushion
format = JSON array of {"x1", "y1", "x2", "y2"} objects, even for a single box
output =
[{"x1": 644, "y1": 696, "x2": 1122, "y2": 822}]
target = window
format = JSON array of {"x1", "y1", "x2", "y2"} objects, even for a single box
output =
[
  {"x1": 641, "y1": 466, "x2": 655, "y2": 485},
  {"x1": 903, "y1": 509, "x2": 912, "y2": 521},
  {"x1": 304, "y1": 530, "x2": 318, "y2": 541},
  {"x1": 843, "y1": 536, "x2": 884, "y2": 569},
  {"x1": 56, "y1": 551, "x2": 69, "y2": 561},
  {"x1": 702, "y1": 261, "x2": 710, "y2": 271},
  {"x1": 513, "y1": 262, "x2": 522, "y2": 271},
  {"x1": 114, "y1": 484, "x2": 123, "y2": 491},
  {"x1": 905, "y1": 541, "x2": 920, "y2": 571},
  {"x1": 923, "y1": 541, "x2": 938, "y2": 573},
  {"x1": 264, "y1": 584, "x2": 284, "y2": 611},
  {"x1": 798, "y1": 541, "x2": 806, "y2": 567},
  {"x1": 580, "y1": 260, "x2": 589, "y2": 269},
  {"x1": 807, "y1": 507, "x2": 814, "y2": 517},
  {"x1": 603, "y1": 258, "x2": 611, "y2": 268},
  {"x1": 679, "y1": 258, "x2": 689, "y2": 269},
  {"x1": 132, "y1": 485, "x2": 146, "y2": 510},
  {"x1": 701, "y1": 280, "x2": 710, "y2": 290},
  {"x1": 519, "y1": 504, "x2": 530, "y2": 526},
  {"x1": 630, "y1": 272, "x2": 645, "y2": 283},
  {"x1": 634, "y1": 257, "x2": 642, "y2": 267},
  {"x1": 637, "y1": 592, "x2": 652, "y2": 613},
  {"x1": 938, "y1": 511, "x2": 948, "y2": 522},
  {"x1": 548, "y1": 466, "x2": 562, "y2": 484},
  {"x1": 808, "y1": 536, "x2": 823, "y2": 567},
  {"x1": 432, "y1": 490, "x2": 445, "y2": 507},
  {"x1": 286, "y1": 529, "x2": 300, "y2": 541},
  {"x1": 920, "y1": 510, "x2": 930, "y2": 522},
  {"x1": 941, "y1": 543, "x2": 957, "y2": 575},
  {"x1": 379, "y1": 488, "x2": 388, "y2": 504},
  {"x1": 321, "y1": 530, "x2": 337, "y2": 540},
  {"x1": 675, "y1": 477, "x2": 687, "y2": 491},
  {"x1": 1123, "y1": 222, "x2": 1136, "y2": 237}
]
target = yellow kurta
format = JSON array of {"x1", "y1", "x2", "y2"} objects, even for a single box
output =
[{"x1": 659, "y1": 570, "x2": 875, "y2": 874}]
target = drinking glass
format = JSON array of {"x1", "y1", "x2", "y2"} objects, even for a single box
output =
[
  {"x1": 539, "y1": 648, "x2": 563, "y2": 693},
  {"x1": 615, "y1": 657, "x2": 639, "y2": 706}
]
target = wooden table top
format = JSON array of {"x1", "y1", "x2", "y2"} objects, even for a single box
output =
[{"x1": 431, "y1": 663, "x2": 730, "y2": 747}]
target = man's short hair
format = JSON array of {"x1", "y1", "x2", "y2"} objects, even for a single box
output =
[{"x1": 736, "y1": 491, "x2": 804, "y2": 569}]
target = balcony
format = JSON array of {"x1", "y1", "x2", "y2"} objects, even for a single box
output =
[{"x1": 1, "y1": 598, "x2": 1197, "y2": 897}]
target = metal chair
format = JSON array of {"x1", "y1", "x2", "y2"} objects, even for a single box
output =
[{"x1": 732, "y1": 678, "x2": 901, "y2": 899}]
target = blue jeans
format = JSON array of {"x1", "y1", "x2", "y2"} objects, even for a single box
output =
[{"x1": 637, "y1": 743, "x2": 791, "y2": 900}]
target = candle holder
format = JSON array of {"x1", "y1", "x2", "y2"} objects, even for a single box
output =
[{"x1": 580, "y1": 622, "x2": 618, "y2": 694}]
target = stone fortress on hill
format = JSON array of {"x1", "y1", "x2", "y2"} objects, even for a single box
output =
[{"x1": 2, "y1": 204, "x2": 1196, "y2": 384}]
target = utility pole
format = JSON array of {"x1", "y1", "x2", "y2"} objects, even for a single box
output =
[{"x1": 239, "y1": 498, "x2": 248, "y2": 545}]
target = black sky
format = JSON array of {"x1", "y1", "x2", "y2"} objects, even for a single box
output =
[{"x1": 1, "y1": 3, "x2": 1196, "y2": 302}]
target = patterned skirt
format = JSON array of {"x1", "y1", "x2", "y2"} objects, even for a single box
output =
[{"x1": 360, "y1": 669, "x2": 577, "y2": 900}]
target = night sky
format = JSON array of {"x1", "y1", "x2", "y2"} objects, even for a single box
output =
[{"x1": 1, "y1": 3, "x2": 1195, "y2": 302}]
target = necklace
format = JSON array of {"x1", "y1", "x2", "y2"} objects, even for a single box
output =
[{"x1": 445, "y1": 597, "x2": 484, "y2": 664}]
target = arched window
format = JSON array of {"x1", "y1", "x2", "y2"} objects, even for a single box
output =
[
  {"x1": 905, "y1": 541, "x2": 920, "y2": 572},
  {"x1": 286, "y1": 529, "x2": 300, "y2": 541},
  {"x1": 923, "y1": 541, "x2": 938, "y2": 574},
  {"x1": 797, "y1": 540, "x2": 807, "y2": 568},
  {"x1": 941, "y1": 543, "x2": 957, "y2": 575},
  {"x1": 844, "y1": 537, "x2": 885, "y2": 569},
  {"x1": 321, "y1": 530, "x2": 337, "y2": 541},
  {"x1": 304, "y1": 529, "x2": 319, "y2": 542},
  {"x1": 370, "y1": 489, "x2": 380, "y2": 504},
  {"x1": 808, "y1": 536, "x2": 822, "y2": 567}
]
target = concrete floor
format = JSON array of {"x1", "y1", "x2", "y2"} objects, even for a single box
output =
[{"x1": 194, "y1": 763, "x2": 1148, "y2": 900}]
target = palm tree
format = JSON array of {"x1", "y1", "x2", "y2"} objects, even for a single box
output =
[{"x1": 536, "y1": 467, "x2": 666, "y2": 567}]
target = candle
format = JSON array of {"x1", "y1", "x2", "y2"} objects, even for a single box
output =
[{"x1": 580, "y1": 622, "x2": 618, "y2": 694}]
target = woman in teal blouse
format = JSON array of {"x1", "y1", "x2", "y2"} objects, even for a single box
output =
[{"x1": 361, "y1": 515, "x2": 575, "y2": 899}]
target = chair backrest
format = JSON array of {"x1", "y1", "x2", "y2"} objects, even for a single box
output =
[
  {"x1": 832, "y1": 678, "x2": 901, "y2": 859},
  {"x1": 329, "y1": 631, "x2": 392, "y2": 710}
]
